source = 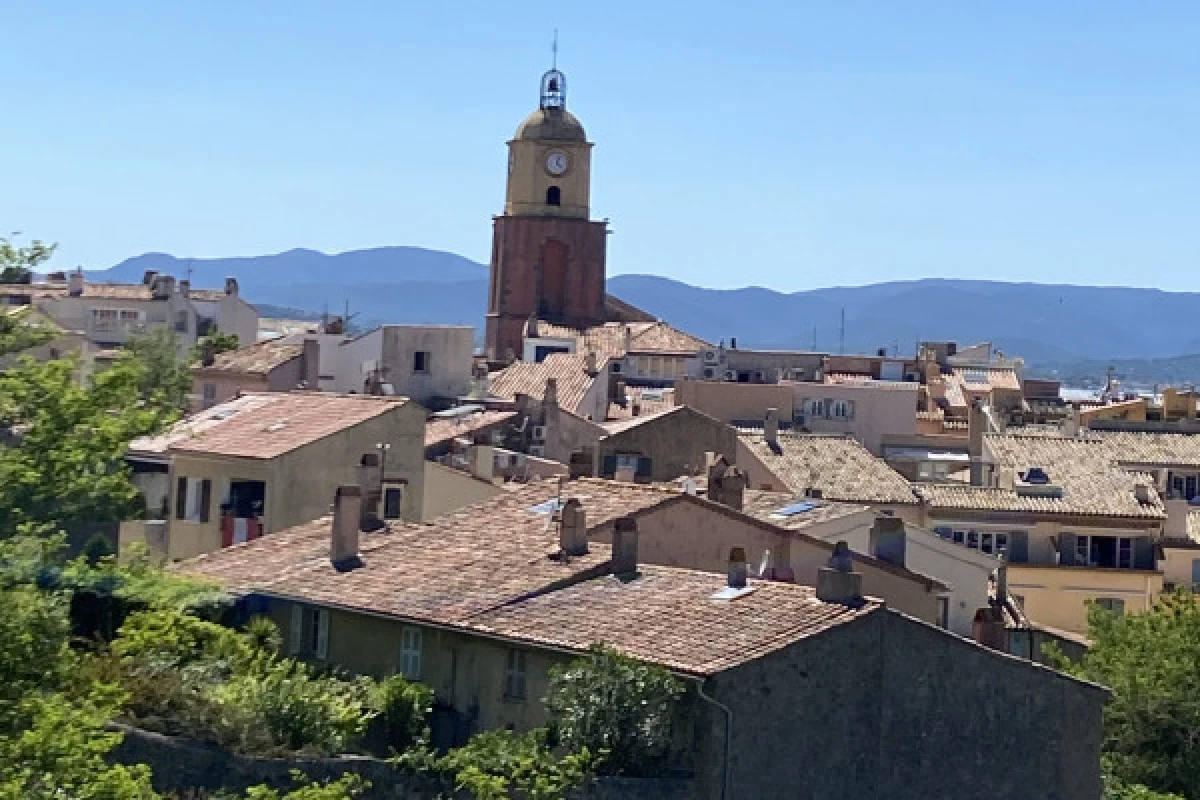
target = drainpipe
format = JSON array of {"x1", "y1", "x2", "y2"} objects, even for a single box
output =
[{"x1": 695, "y1": 677, "x2": 733, "y2": 800}]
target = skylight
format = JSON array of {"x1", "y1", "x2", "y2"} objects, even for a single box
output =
[
  {"x1": 770, "y1": 501, "x2": 816, "y2": 519},
  {"x1": 527, "y1": 497, "x2": 565, "y2": 515}
]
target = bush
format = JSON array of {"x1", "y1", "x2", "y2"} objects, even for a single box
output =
[
  {"x1": 544, "y1": 644, "x2": 685, "y2": 777},
  {"x1": 437, "y1": 728, "x2": 592, "y2": 800},
  {"x1": 367, "y1": 674, "x2": 433, "y2": 755}
]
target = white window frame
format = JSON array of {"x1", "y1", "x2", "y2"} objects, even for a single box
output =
[
  {"x1": 399, "y1": 627, "x2": 422, "y2": 679},
  {"x1": 310, "y1": 608, "x2": 329, "y2": 660},
  {"x1": 504, "y1": 648, "x2": 527, "y2": 700},
  {"x1": 185, "y1": 479, "x2": 203, "y2": 521}
]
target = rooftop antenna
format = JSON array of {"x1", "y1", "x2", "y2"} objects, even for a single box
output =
[{"x1": 551, "y1": 28, "x2": 558, "y2": 70}]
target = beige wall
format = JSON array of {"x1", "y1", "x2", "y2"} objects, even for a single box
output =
[
  {"x1": 1008, "y1": 564, "x2": 1163, "y2": 633},
  {"x1": 675, "y1": 379, "x2": 794, "y2": 424},
  {"x1": 794, "y1": 382, "x2": 918, "y2": 455},
  {"x1": 505, "y1": 136, "x2": 592, "y2": 219},
  {"x1": 1162, "y1": 546, "x2": 1200, "y2": 590},
  {"x1": 189, "y1": 373, "x2": 270, "y2": 411},
  {"x1": 422, "y1": 461, "x2": 504, "y2": 522}
]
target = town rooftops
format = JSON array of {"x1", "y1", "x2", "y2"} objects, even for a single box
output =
[
  {"x1": 599, "y1": 404, "x2": 687, "y2": 434},
  {"x1": 534, "y1": 319, "x2": 710, "y2": 358},
  {"x1": 952, "y1": 366, "x2": 1022, "y2": 392},
  {"x1": 914, "y1": 478, "x2": 1165, "y2": 521},
  {"x1": 0, "y1": 280, "x2": 233, "y2": 302},
  {"x1": 175, "y1": 478, "x2": 883, "y2": 677},
  {"x1": 740, "y1": 489, "x2": 872, "y2": 531},
  {"x1": 424, "y1": 408, "x2": 517, "y2": 449},
  {"x1": 488, "y1": 353, "x2": 606, "y2": 415},
  {"x1": 739, "y1": 431, "x2": 919, "y2": 505},
  {"x1": 192, "y1": 340, "x2": 303, "y2": 376},
  {"x1": 129, "y1": 391, "x2": 409, "y2": 460},
  {"x1": 606, "y1": 386, "x2": 676, "y2": 422}
]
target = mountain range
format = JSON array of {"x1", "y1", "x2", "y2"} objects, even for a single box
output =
[{"x1": 86, "y1": 246, "x2": 1200, "y2": 380}]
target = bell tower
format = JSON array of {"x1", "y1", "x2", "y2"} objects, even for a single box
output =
[{"x1": 485, "y1": 59, "x2": 609, "y2": 364}]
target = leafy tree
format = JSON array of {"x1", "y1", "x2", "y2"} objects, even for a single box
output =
[
  {"x1": 367, "y1": 674, "x2": 433, "y2": 755},
  {"x1": 544, "y1": 643, "x2": 685, "y2": 777},
  {"x1": 240, "y1": 772, "x2": 367, "y2": 800},
  {"x1": 0, "y1": 311, "x2": 54, "y2": 358},
  {"x1": 0, "y1": 235, "x2": 55, "y2": 284},
  {"x1": 193, "y1": 331, "x2": 240, "y2": 362},
  {"x1": 1054, "y1": 592, "x2": 1200, "y2": 797},
  {"x1": 127, "y1": 327, "x2": 193, "y2": 411},
  {"x1": 437, "y1": 729, "x2": 592, "y2": 800}
]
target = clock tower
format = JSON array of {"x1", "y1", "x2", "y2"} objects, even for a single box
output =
[{"x1": 485, "y1": 65, "x2": 609, "y2": 363}]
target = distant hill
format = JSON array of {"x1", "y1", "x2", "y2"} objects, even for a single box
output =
[{"x1": 86, "y1": 246, "x2": 1200, "y2": 382}]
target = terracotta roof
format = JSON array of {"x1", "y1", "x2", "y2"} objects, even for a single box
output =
[
  {"x1": 176, "y1": 478, "x2": 883, "y2": 677},
  {"x1": 470, "y1": 567, "x2": 881, "y2": 677},
  {"x1": 600, "y1": 405, "x2": 682, "y2": 434},
  {"x1": 739, "y1": 431, "x2": 918, "y2": 505},
  {"x1": 606, "y1": 386, "x2": 675, "y2": 421},
  {"x1": 424, "y1": 410, "x2": 517, "y2": 448},
  {"x1": 0, "y1": 281, "x2": 233, "y2": 302},
  {"x1": 820, "y1": 377, "x2": 920, "y2": 392},
  {"x1": 740, "y1": 489, "x2": 872, "y2": 531},
  {"x1": 915, "y1": 478, "x2": 1164, "y2": 520},
  {"x1": 488, "y1": 353, "x2": 604, "y2": 415},
  {"x1": 188, "y1": 289, "x2": 230, "y2": 302},
  {"x1": 1091, "y1": 432, "x2": 1200, "y2": 469},
  {"x1": 129, "y1": 392, "x2": 409, "y2": 459},
  {"x1": 953, "y1": 366, "x2": 1022, "y2": 391},
  {"x1": 193, "y1": 340, "x2": 302, "y2": 376},
  {"x1": 534, "y1": 320, "x2": 709, "y2": 358},
  {"x1": 941, "y1": 377, "x2": 968, "y2": 410}
]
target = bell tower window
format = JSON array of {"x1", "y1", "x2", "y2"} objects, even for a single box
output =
[{"x1": 546, "y1": 186, "x2": 561, "y2": 206}]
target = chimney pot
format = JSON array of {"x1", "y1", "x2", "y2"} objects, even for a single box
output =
[
  {"x1": 611, "y1": 516, "x2": 639, "y2": 576},
  {"x1": 559, "y1": 497, "x2": 588, "y2": 556},
  {"x1": 727, "y1": 546, "x2": 748, "y2": 588},
  {"x1": 585, "y1": 350, "x2": 597, "y2": 375},
  {"x1": 224, "y1": 276, "x2": 239, "y2": 296},
  {"x1": 67, "y1": 269, "x2": 84, "y2": 297},
  {"x1": 816, "y1": 565, "x2": 863, "y2": 605},
  {"x1": 143, "y1": 269, "x2": 159, "y2": 286},
  {"x1": 331, "y1": 485, "x2": 363, "y2": 568}
]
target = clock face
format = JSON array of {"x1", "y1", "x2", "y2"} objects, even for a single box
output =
[{"x1": 545, "y1": 151, "x2": 569, "y2": 176}]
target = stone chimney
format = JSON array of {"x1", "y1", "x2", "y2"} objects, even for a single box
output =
[
  {"x1": 302, "y1": 338, "x2": 320, "y2": 390},
  {"x1": 331, "y1": 485, "x2": 363, "y2": 568},
  {"x1": 972, "y1": 606, "x2": 1007, "y2": 651},
  {"x1": 611, "y1": 516, "x2": 639, "y2": 576},
  {"x1": 67, "y1": 268, "x2": 84, "y2": 297},
  {"x1": 764, "y1": 408, "x2": 779, "y2": 448},
  {"x1": 469, "y1": 443, "x2": 495, "y2": 482},
  {"x1": 224, "y1": 277, "x2": 239, "y2": 297},
  {"x1": 623, "y1": 325, "x2": 633, "y2": 354},
  {"x1": 142, "y1": 269, "x2": 159, "y2": 286},
  {"x1": 178, "y1": 279, "x2": 190, "y2": 298},
  {"x1": 968, "y1": 399, "x2": 989, "y2": 486},
  {"x1": 727, "y1": 547, "x2": 748, "y2": 589},
  {"x1": 585, "y1": 350, "x2": 598, "y2": 376},
  {"x1": 994, "y1": 564, "x2": 1009, "y2": 608},
  {"x1": 200, "y1": 339, "x2": 216, "y2": 367},
  {"x1": 1166, "y1": 498, "x2": 1190, "y2": 539},
  {"x1": 559, "y1": 497, "x2": 588, "y2": 557},
  {"x1": 151, "y1": 275, "x2": 175, "y2": 300},
  {"x1": 816, "y1": 541, "x2": 862, "y2": 605},
  {"x1": 544, "y1": 378, "x2": 558, "y2": 409},
  {"x1": 868, "y1": 514, "x2": 906, "y2": 568},
  {"x1": 707, "y1": 457, "x2": 747, "y2": 512}
]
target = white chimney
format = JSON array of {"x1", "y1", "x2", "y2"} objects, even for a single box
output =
[
  {"x1": 469, "y1": 443, "x2": 495, "y2": 482},
  {"x1": 331, "y1": 485, "x2": 363, "y2": 568}
]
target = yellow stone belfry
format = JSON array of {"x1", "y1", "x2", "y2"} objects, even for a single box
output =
[{"x1": 503, "y1": 66, "x2": 593, "y2": 220}]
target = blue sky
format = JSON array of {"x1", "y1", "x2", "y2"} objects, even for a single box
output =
[{"x1": 2, "y1": 1, "x2": 1196, "y2": 291}]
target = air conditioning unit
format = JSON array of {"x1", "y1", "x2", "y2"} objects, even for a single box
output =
[
  {"x1": 723, "y1": 370, "x2": 738, "y2": 382},
  {"x1": 529, "y1": 445, "x2": 545, "y2": 458},
  {"x1": 703, "y1": 367, "x2": 717, "y2": 380},
  {"x1": 703, "y1": 350, "x2": 719, "y2": 364},
  {"x1": 532, "y1": 425, "x2": 547, "y2": 441}
]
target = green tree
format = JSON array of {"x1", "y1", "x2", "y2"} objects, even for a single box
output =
[
  {"x1": 193, "y1": 330, "x2": 240, "y2": 362},
  {"x1": 544, "y1": 644, "x2": 685, "y2": 777},
  {"x1": 1055, "y1": 592, "x2": 1200, "y2": 797},
  {"x1": 127, "y1": 326, "x2": 192, "y2": 410},
  {"x1": 0, "y1": 311, "x2": 54, "y2": 358},
  {"x1": 0, "y1": 235, "x2": 55, "y2": 284}
]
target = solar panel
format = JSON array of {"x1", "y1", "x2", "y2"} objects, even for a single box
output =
[{"x1": 770, "y1": 501, "x2": 816, "y2": 518}]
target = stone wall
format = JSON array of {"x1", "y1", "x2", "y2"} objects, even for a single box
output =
[{"x1": 108, "y1": 723, "x2": 693, "y2": 800}]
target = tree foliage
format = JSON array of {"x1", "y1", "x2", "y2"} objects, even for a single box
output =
[
  {"x1": 544, "y1": 643, "x2": 685, "y2": 777},
  {"x1": 0, "y1": 235, "x2": 55, "y2": 284},
  {"x1": 126, "y1": 326, "x2": 193, "y2": 411},
  {"x1": 193, "y1": 330, "x2": 240, "y2": 362},
  {"x1": 436, "y1": 729, "x2": 593, "y2": 800},
  {"x1": 1055, "y1": 592, "x2": 1200, "y2": 798},
  {"x1": 0, "y1": 311, "x2": 54, "y2": 358}
]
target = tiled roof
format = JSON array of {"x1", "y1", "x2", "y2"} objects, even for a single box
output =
[
  {"x1": 0, "y1": 282, "x2": 233, "y2": 302},
  {"x1": 941, "y1": 378, "x2": 967, "y2": 410},
  {"x1": 1091, "y1": 432, "x2": 1200, "y2": 469},
  {"x1": 953, "y1": 366, "x2": 1022, "y2": 391},
  {"x1": 821, "y1": 377, "x2": 920, "y2": 392},
  {"x1": 738, "y1": 432, "x2": 918, "y2": 505},
  {"x1": 424, "y1": 410, "x2": 517, "y2": 448},
  {"x1": 534, "y1": 320, "x2": 709, "y2": 358},
  {"x1": 470, "y1": 567, "x2": 881, "y2": 677},
  {"x1": 129, "y1": 392, "x2": 408, "y2": 459},
  {"x1": 488, "y1": 353, "x2": 604, "y2": 415},
  {"x1": 915, "y1": 478, "x2": 1164, "y2": 520},
  {"x1": 193, "y1": 340, "x2": 302, "y2": 376},
  {"x1": 600, "y1": 405, "x2": 681, "y2": 434},
  {"x1": 740, "y1": 489, "x2": 872, "y2": 531},
  {"x1": 176, "y1": 478, "x2": 882, "y2": 677},
  {"x1": 606, "y1": 387, "x2": 675, "y2": 422},
  {"x1": 188, "y1": 289, "x2": 230, "y2": 302}
]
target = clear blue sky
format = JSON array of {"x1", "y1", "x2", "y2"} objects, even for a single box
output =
[{"x1": 2, "y1": 1, "x2": 1197, "y2": 291}]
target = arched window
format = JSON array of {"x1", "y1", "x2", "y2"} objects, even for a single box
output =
[{"x1": 546, "y1": 186, "x2": 561, "y2": 206}]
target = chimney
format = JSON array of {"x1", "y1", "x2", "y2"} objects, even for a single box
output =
[
  {"x1": 585, "y1": 350, "x2": 598, "y2": 376},
  {"x1": 142, "y1": 269, "x2": 158, "y2": 286},
  {"x1": 707, "y1": 457, "x2": 747, "y2": 512},
  {"x1": 469, "y1": 443, "x2": 495, "y2": 482},
  {"x1": 972, "y1": 606, "x2": 1007, "y2": 651},
  {"x1": 764, "y1": 408, "x2": 779, "y2": 448},
  {"x1": 868, "y1": 515, "x2": 906, "y2": 568},
  {"x1": 1134, "y1": 483, "x2": 1154, "y2": 506},
  {"x1": 559, "y1": 497, "x2": 588, "y2": 557},
  {"x1": 544, "y1": 378, "x2": 558, "y2": 408},
  {"x1": 151, "y1": 275, "x2": 175, "y2": 300},
  {"x1": 302, "y1": 338, "x2": 320, "y2": 390},
  {"x1": 623, "y1": 325, "x2": 633, "y2": 354},
  {"x1": 200, "y1": 339, "x2": 216, "y2": 367},
  {"x1": 631, "y1": 399, "x2": 641, "y2": 417},
  {"x1": 816, "y1": 541, "x2": 863, "y2": 605},
  {"x1": 67, "y1": 268, "x2": 84, "y2": 297},
  {"x1": 611, "y1": 516, "x2": 639, "y2": 576},
  {"x1": 994, "y1": 564, "x2": 1008, "y2": 608},
  {"x1": 178, "y1": 279, "x2": 190, "y2": 298},
  {"x1": 331, "y1": 485, "x2": 363, "y2": 568},
  {"x1": 727, "y1": 547, "x2": 748, "y2": 589},
  {"x1": 968, "y1": 399, "x2": 989, "y2": 486},
  {"x1": 1166, "y1": 498, "x2": 1190, "y2": 538},
  {"x1": 224, "y1": 277, "x2": 239, "y2": 297},
  {"x1": 730, "y1": 337, "x2": 737, "y2": 349}
]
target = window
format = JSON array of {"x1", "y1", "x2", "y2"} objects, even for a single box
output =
[
  {"x1": 176, "y1": 478, "x2": 211, "y2": 523},
  {"x1": 175, "y1": 311, "x2": 188, "y2": 333},
  {"x1": 936, "y1": 596, "x2": 950, "y2": 629},
  {"x1": 1075, "y1": 535, "x2": 1091, "y2": 566},
  {"x1": 545, "y1": 186, "x2": 561, "y2": 206},
  {"x1": 1095, "y1": 597, "x2": 1125, "y2": 615},
  {"x1": 289, "y1": 605, "x2": 329, "y2": 659},
  {"x1": 175, "y1": 476, "x2": 188, "y2": 520},
  {"x1": 413, "y1": 351, "x2": 431, "y2": 374},
  {"x1": 615, "y1": 454, "x2": 640, "y2": 471},
  {"x1": 384, "y1": 487, "x2": 403, "y2": 520},
  {"x1": 399, "y1": 627, "x2": 422, "y2": 679},
  {"x1": 1118, "y1": 537, "x2": 1133, "y2": 569},
  {"x1": 310, "y1": 608, "x2": 330, "y2": 660},
  {"x1": 980, "y1": 532, "x2": 994, "y2": 554},
  {"x1": 830, "y1": 399, "x2": 855, "y2": 419},
  {"x1": 504, "y1": 649, "x2": 527, "y2": 700},
  {"x1": 966, "y1": 530, "x2": 979, "y2": 550},
  {"x1": 202, "y1": 383, "x2": 217, "y2": 408}
]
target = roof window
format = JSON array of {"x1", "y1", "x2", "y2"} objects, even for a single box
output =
[{"x1": 770, "y1": 501, "x2": 816, "y2": 519}]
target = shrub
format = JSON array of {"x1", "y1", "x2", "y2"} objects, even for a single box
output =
[
  {"x1": 437, "y1": 728, "x2": 592, "y2": 800},
  {"x1": 367, "y1": 674, "x2": 433, "y2": 755},
  {"x1": 544, "y1": 644, "x2": 685, "y2": 777}
]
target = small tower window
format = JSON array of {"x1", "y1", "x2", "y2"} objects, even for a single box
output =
[{"x1": 546, "y1": 186, "x2": 561, "y2": 206}]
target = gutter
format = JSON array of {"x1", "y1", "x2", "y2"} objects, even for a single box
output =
[{"x1": 695, "y1": 677, "x2": 733, "y2": 800}]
